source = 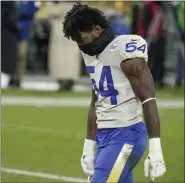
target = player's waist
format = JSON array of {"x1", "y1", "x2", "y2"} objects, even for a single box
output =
[
  {"x1": 96, "y1": 117, "x2": 142, "y2": 129},
  {"x1": 96, "y1": 121, "x2": 147, "y2": 148},
  {"x1": 95, "y1": 97, "x2": 141, "y2": 112}
]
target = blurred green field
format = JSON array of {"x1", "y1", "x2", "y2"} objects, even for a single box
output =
[
  {"x1": 1, "y1": 88, "x2": 184, "y2": 183},
  {"x1": 2, "y1": 86, "x2": 184, "y2": 99}
]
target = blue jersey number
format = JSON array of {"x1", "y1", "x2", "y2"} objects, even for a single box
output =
[
  {"x1": 125, "y1": 41, "x2": 147, "y2": 53},
  {"x1": 87, "y1": 66, "x2": 118, "y2": 105}
]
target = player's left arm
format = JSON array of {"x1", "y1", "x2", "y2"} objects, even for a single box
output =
[
  {"x1": 121, "y1": 58, "x2": 166, "y2": 181},
  {"x1": 121, "y1": 58, "x2": 159, "y2": 138},
  {"x1": 81, "y1": 89, "x2": 97, "y2": 177}
]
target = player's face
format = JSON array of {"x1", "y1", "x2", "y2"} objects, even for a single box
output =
[{"x1": 72, "y1": 26, "x2": 103, "y2": 45}]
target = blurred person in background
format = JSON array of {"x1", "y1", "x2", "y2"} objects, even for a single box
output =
[
  {"x1": 9, "y1": 1, "x2": 40, "y2": 87},
  {"x1": 47, "y1": 1, "x2": 80, "y2": 91},
  {"x1": 130, "y1": 2, "x2": 143, "y2": 34},
  {"x1": 27, "y1": 1, "x2": 50, "y2": 73},
  {"x1": 173, "y1": 2, "x2": 184, "y2": 87},
  {"x1": 114, "y1": 1, "x2": 130, "y2": 23},
  {"x1": 139, "y1": 1, "x2": 166, "y2": 88},
  {"x1": 177, "y1": 2, "x2": 185, "y2": 41},
  {"x1": 1, "y1": 1, "x2": 19, "y2": 89},
  {"x1": 109, "y1": 2, "x2": 131, "y2": 36}
]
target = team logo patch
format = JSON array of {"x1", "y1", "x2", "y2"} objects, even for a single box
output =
[{"x1": 109, "y1": 44, "x2": 119, "y2": 50}]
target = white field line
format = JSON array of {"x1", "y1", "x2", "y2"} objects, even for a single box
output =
[
  {"x1": 1, "y1": 167, "x2": 87, "y2": 183},
  {"x1": 1, "y1": 96, "x2": 90, "y2": 107},
  {"x1": 1, "y1": 96, "x2": 184, "y2": 108},
  {"x1": 1, "y1": 123, "x2": 84, "y2": 138}
]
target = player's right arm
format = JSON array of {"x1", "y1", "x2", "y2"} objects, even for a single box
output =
[
  {"x1": 81, "y1": 89, "x2": 97, "y2": 177},
  {"x1": 118, "y1": 35, "x2": 166, "y2": 181},
  {"x1": 86, "y1": 89, "x2": 97, "y2": 140}
]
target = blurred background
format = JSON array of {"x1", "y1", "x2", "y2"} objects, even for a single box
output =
[
  {"x1": 1, "y1": 1, "x2": 184, "y2": 183},
  {"x1": 1, "y1": 1, "x2": 184, "y2": 90}
]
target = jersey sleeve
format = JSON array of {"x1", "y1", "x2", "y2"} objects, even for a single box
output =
[{"x1": 119, "y1": 35, "x2": 148, "y2": 62}]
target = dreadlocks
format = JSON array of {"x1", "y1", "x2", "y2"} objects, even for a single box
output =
[{"x1": 63, "y1": 3, "x2": 109, "y2": 39}]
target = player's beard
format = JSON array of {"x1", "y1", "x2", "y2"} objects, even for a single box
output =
[{"x1": 78, "y1": 26, "x2": 116, "y2": 56}]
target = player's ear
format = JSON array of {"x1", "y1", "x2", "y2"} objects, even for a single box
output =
[{"x1": 93, "y1": 25, "x2": 103, "y2": 36}]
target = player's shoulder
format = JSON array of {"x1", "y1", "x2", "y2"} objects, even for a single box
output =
[
  {"x1": 115, "y1": 34, "x2": 147, "y2": 44},
  {"x1": 113, "y1": 35, "x2": 148, "y2": 62}
]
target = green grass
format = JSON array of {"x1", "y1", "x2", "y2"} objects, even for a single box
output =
[
  {"x1": 2, "y1": 86, "x2": 184, "y2": 99},
  {"x1": 2, "y1": 173, "x2": 57, "y2": 183},
  {"x1": 1, "y1": 105, "x2": 184, "y2": 182}
]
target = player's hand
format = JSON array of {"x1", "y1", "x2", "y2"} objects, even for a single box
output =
[
  {"x1": 81, "y1": 139, "x2": 95, "y2": 176},
  {"x1": 144, "y1": 138, "x2": 166, "y2": 181},
  {"x1": 81, "y1": 154, "x2": 94, "y2": 176}
]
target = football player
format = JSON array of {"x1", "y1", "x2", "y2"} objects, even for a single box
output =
[{"x1": 63, "y1": 3, "x2": 166, "y2": 183}]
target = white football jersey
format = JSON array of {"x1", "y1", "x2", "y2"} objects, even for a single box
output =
[{"x1": 81, "y1": 35, "x2": 148, "y2": 128}]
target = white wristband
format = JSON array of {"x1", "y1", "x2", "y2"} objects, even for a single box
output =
[
  {"x1": 142, "y1": 98, "x2": 156, "y2": 105},
  {"x1": 83, "y1": 139, "x2": 95, "y2": 156},
  {"x1": 149, "y1": 138, "x2": 162, "y2": 153}
]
